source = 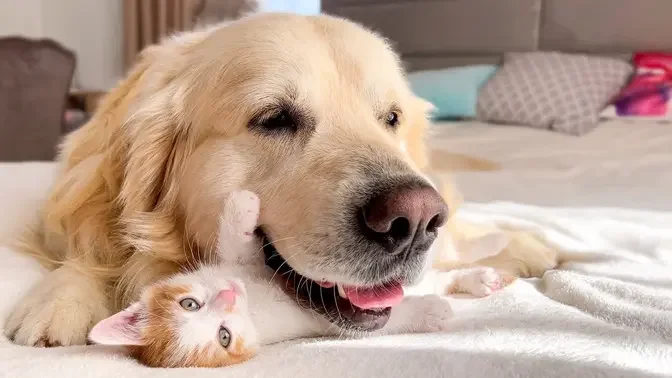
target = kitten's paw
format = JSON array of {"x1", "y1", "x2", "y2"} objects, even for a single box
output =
[
  {"x1": 5, "y1": 267, "x2": 110, "y2": 347},
  {"x1": 448, "y1": 267, "x2": 515, "y2": 297},
  {"x1": 407, "y1": 295, "x2": 453, "y2": 333},
  {"x1": 222, "y1": 190, "x2": 260, "y2": 241}
]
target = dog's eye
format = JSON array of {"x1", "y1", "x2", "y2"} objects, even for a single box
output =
[
  {"x1": 385, "y1": 111, "x2": 400, "y2": 128},
  {"x1": 259, "y1": 110, "x2": 296, "y2": 132},
  {"x1": 179, "y1": 297, "x2": 201, "y2": 311}
]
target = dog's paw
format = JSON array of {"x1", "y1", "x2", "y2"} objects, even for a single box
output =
[
  {"x1": 406, "y1": 294, "x2": 453, "y2": 333},
  {"x1": 5, "y1": 267, "x2": 110, "y2": 347},
  {"x1": 448, "y1": 267, "x2": 515, "y2": 297},
  {"x1": 222, "y1": 190, "x2": 260, "y2": 242}
]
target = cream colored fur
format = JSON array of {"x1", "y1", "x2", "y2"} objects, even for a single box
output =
[{"x1": 5, "y1": 13, "x2": 557, "y2": 347}]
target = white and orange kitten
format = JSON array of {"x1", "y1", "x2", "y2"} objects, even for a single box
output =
[{"x1": 89, "y1": 191, "x2": 457, "y2": 368}]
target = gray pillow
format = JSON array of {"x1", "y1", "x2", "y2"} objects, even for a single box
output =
[{"x1": 477, "y1": 52, "x2": 633, "y2": 135}]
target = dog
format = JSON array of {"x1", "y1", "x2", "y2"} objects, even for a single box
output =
[{"x1": 5, "y1": 13, "x2": 558, "y2": 347}]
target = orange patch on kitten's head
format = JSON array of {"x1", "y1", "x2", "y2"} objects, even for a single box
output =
[
  {"x1": 89, "y1": 280, "x2": 258, "y2": 368},
  {"x1": 133, "y1": 283, "x2": 256, "y2": 367},
  {"x1": 175, "y1": 339, "x2": 256, "y2": 368}
]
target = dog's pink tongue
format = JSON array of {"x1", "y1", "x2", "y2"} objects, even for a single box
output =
[{"x1": 343, "y1": 282, "x2": 404, "y2": 309}]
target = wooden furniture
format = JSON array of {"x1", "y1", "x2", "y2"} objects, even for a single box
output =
[
  {"x1": 0, "y1": 37, "x2": 76, "y2": 162},
  {"x1": 68, "y1": 90, "x2": 106, "y2": 113}
]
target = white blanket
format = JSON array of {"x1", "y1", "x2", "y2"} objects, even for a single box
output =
[{"x1": 1, "y1": 162, "x2": 671, "y2": 377}]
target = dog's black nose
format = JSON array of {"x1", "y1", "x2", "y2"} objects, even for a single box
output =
[{"x1": 362, "y1": 183, "x2": 448, "y2": 255}]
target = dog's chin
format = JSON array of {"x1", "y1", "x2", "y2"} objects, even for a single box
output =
[{"x1": 257, "y1": 229, "x2": 426, "y2": 332}]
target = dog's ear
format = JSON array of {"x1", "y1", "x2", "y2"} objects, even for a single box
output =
[
  {"x1": 54, "y1": 43, "x2": 193, "y2": 262},
  {"x1": 112, "y1": 47, "x2": 198, "y2": 263},
  {"x1": 117, "y1": 75, "x2": 189, "y2": 216},
  {"x1": 41, "y1": 46, "x2": 167, "y2": 261}
]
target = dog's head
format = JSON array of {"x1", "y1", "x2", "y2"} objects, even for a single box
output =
[{"x1": 84, "y1": 13, "x2": 452, "y2": 331}]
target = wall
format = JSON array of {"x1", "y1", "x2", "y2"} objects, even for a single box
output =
[
  {"x1": 0, "y1": 0, "x2": 124, "y2": 91},
  {"x1": 0, "y1": 0, "x2": 43, "y2": 38},
  {"x1": 0, "y1": 0, "x2": 320, "y2": 90},
  {"x1": 262, "y1": 0, "x2": 320, "y2": 14},
  {"x1": 41, "y1": 0, "x2": 124, "y2": 91}
]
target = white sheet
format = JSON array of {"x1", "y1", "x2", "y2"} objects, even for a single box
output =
[
  {"x1": 430, "y1": 120, "x2": 672, "y2": 210},
  {"x1": 2, "y1": 121, "x2": 672, "y2": 378}
]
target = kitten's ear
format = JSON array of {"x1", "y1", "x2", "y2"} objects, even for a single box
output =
[
  {"x1": 455, "y1": 232, "x2": 510, "y2": 263},
  {"x1": 88, "y1": 302, "x2": 146, "y2": 346}
]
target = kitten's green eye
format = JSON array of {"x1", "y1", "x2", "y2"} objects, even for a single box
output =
[
  {"x1": 179, "y1": 298, "x2": 201, "y2": 311},
  {"x1": 218, "y1": 326, "x2": 231, "y2": 348}
]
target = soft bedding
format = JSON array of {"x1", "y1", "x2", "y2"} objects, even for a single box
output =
[
  {"x1": 430, "y1": 120, "x2": 672, "y2": 210},
  {"x1": 2, "y1": 121, "x2": 672, "y2": 378}
]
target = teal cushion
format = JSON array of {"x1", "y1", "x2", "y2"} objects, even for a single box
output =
[{"x1": 408, "y1": 65, "x2": 498, "y2": 120}]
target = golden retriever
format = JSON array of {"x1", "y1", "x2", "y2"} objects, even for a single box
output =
[{"x1": 5, "y1": 13, "x2": 557, "y2": 347}]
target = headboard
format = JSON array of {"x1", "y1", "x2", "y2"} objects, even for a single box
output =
[{"x1": 321, "y1": 0, "x2": 672, "y2": 71}]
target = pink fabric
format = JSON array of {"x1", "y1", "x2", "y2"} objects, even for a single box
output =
[{"x1": 612, "y1": 53, "x2": 672, "y2": 117}]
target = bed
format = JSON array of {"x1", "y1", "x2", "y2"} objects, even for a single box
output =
[
  {"x1": 429, "y1": 120, "x2": 672, "y2": 211},
  {"x1": 3, "y1": 2, "x2": 672, "y2": 377},
  {"x1": 2, "y1": 121, "x2": 672, "y2": 377}
]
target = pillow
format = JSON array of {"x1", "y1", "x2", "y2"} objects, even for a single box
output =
[
  {"x1": 600, "y1": 52, "x2": 672, "y2": 122},
  {"x1": 408, "y1": 65, "x2": 498, "y2": 120},
  {"x1": 477, "y1": 52, "x2": 633, "y2": 135}
]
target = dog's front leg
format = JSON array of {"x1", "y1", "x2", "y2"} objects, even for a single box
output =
[{"x1": 5, "y1": 265, "x2": 110, "y2": 346}]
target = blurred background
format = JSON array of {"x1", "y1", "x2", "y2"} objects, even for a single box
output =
[
  {"x1": 1, "y1": 0, "x2": 671, "y2": 212},
  {"x1": 0, "y1": 0, "x2": 320, "y2": 91},
  {"x1": 0, "y1": 0, "x2": 321, "y2": 161}
]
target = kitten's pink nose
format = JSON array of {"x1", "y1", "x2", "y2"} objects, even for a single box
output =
[{"x1": 214, "y1": 289, "x2": 237, "y2": 308}]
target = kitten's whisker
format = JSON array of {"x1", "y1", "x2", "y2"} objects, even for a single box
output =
[
  {"x1": 317, "y1": 281, "x2": 339, "y2": 326},
  {"x1": 332, "y1": 286, "x2": 344, "y2": 324},
  {"x1": 264, "y1": 236, "x2": 333, "y2": 313},
  {"x1": 254, "y1": 236, "x2": 299, "y2": 256},
  {"x1": 305, "y1": 276, "x2": 322, "y2": 325},
  {"x1": 181, "y1": 220, "x2": 197, "y2": 272},
  {"x1": 295, "y1": 273, "x2": 305, "y2": 312},
  {"x1": 203, "y1": 227, "x2": 220, "y2": 265},
  {"x1": 262, "y1": 241, "x2": 307, "y2": 294},
  {"x1": 115, "y1": 257, "x2": 153, "y2": 308}
]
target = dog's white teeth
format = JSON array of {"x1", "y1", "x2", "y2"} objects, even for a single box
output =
[{"x1": 337, "y1": 284, "x2": 347, "y2": 299}]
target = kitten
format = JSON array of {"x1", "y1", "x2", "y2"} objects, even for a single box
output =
[
  {"x1": 88, "y1": 273, "x2": 256, "y2": 367},
  {"x1": 89, "y1": 191, "x2": 455, "y2": 368}
]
